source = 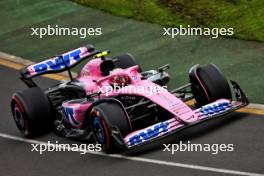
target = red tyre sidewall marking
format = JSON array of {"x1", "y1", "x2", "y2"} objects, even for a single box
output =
[
  {"x1": 12, "y1": 96, "x2": 28, "y2": 131},
  {"x1": 195, "y1": 69, "x2": 210, "y2": 101}
]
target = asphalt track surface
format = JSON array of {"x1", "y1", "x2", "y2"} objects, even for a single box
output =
[{"x1": 0, "y1": 65, "x2": 264, "y2": 176}]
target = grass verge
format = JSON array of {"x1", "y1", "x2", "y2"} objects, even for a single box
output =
[
  {"x1": 0, "y1": 0, "x2": 263, "y2": 103},
  {"x1": 73, "y1": 0, "x2": 264, "y2": 42}
]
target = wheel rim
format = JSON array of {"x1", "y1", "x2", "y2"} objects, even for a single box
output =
[
  {"x1": 93, "y1": 117, "x2": 106, "y2": 144},
  {"x1": 13, "y1": 104, "x2": 25, "y2": 130}
]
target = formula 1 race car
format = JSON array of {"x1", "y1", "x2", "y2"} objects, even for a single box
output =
[{"x1": 11, "y1": 44, "x2": 249, "y2": 152}]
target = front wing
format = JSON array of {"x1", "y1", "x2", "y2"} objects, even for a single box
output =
[{"x1": 119, "y1": 81, "x2": 249, "y2": 149}]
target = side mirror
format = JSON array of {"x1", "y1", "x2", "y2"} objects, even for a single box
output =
[{"x1": 158, "y1": 64, "x2": 170, "y2": 72}]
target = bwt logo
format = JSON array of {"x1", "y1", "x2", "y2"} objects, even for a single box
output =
[
  {"x1": 29, "y1": 49, "x2": 82, "y2": 74},
  {"x1": 128, "y1": 122, "x2": 169, "y2": 146},
  {"x1": 200, "y1": 101, "x2": 230, "y2": 115}
]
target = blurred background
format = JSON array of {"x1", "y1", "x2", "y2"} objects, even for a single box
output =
[{"x1": 0, "y1": 0, "x2": 263, "y2": 103}]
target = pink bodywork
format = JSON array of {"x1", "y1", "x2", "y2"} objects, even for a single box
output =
[
  {"x1": 61, "y1": 56, "x2": 243, "y2": 148},
  {"x1": 62, "y1": 58, "x2": 103, "y2": 128},
  {"x1": 62, "y1": 60, "x2": 198, "y2": 128}
]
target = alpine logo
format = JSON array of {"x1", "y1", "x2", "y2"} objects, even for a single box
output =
[{"x1": 63, "y1": 107, "x2": 80, "y2": 127}]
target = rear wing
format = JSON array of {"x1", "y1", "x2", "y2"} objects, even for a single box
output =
[{"x1": 20, "y1": 44, "x2": 100, "y2": 87}]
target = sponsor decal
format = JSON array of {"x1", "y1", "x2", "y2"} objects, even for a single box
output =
[
  {"x1": 128, "y1": 121, "x2": 169, "y2": 146},
  {"x1": 200, "y1": 101, "x2": 231, "y2": 115},
  {"x1": 63, "y1": 107, "x2": 80, "y2": 127},
  {"x1": 27, "y1": 48, "x2": 85, "y2": 75}
]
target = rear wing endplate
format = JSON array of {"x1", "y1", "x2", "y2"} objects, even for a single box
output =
[{"x1": 20, "y1": 44, "x2": 100, "y2": 87}]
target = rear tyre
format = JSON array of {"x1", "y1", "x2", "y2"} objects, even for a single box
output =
[
  {"x1": 11, "y1": 87, "x2": 54, "y2": 137},
  {"x1": 90, "y1": 101, "x2": 132, "y2": 153},
  {"x1": 113, "y1": 53, "x2": 142, "y2": 72},
  {"x1": 189, "y1": 64, "x2": 232, "y2": 106}
]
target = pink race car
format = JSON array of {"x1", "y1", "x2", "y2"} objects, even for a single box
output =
[{"x1": 11, "y1": 44, "x2": 249, "y2": 152}]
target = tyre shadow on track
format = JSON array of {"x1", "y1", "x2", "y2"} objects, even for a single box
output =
[{"x1": 123, "y1": 112, "x2": 248, "y2": 156}]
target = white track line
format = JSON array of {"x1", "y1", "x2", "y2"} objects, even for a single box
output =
[{"x1": 0, "y1": 132, "x2": 263, "y2": 176}]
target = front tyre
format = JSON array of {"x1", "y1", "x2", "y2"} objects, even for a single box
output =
[
  {"x1": 189, "y1": 64, "x2": 232, "y2": 106},
  {"x1": 90, "y1": 101, "x2": 132, "y2": 153}
]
